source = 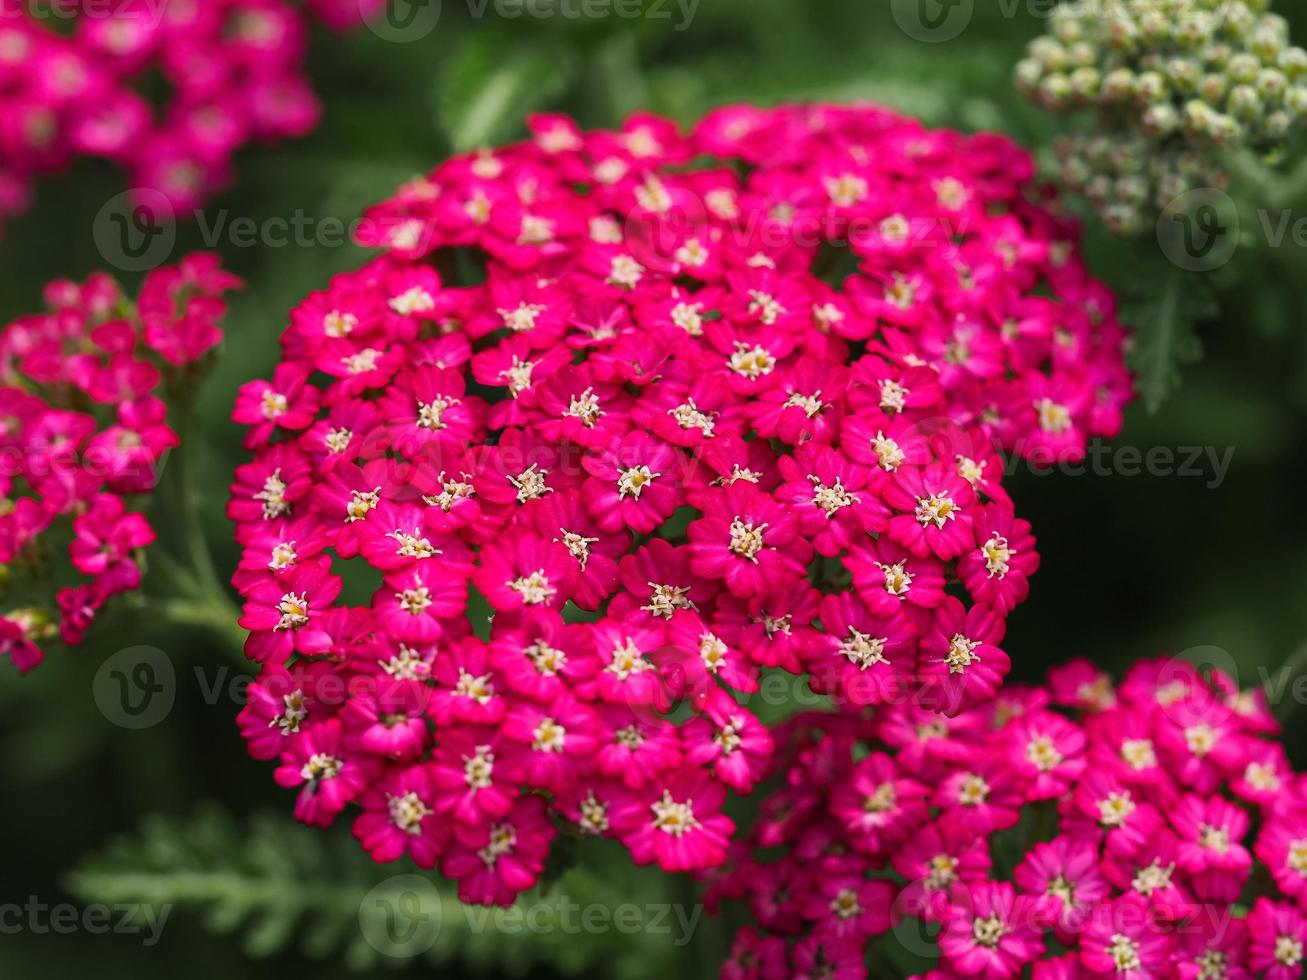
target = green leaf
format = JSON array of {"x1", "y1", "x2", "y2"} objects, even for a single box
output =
[
  {"x1": 435, "y1": 33, "x2": 578, "y2": 152},
  {"x1": 1123, "y1": 267, "x2": 1216, "y2": 412},
  {"x1": 67, "y1": 809, "x2": 699, "y2": 975}
]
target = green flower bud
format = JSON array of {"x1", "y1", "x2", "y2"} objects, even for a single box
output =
[
  {"x1": 1203, "y1": 43, "x2": 1234, "y2": 70},
  {"x1": 1208, "y1": 112, "x2": 1243, "y2": 145},
  {"x1": 1102, "y1": 202, "x2": 1145, "y2": 237},
  {"x1": 1221, "y1": 4, "x2": 1257, "y2": 42},
  {"x1": 1227, "y1": 83, "x2": 1263, "y2": 119},
  {"x1": 1166, "y1": 56, "x2": 1202, "y2": 91},
  {"x1": 1250, "y1": 27, "x2": 1286, "y2": 64},
  {"x1": 1085, "y1": 174, "x2": 1114, "y2": 205},
  {"x1": 1278, "y1": 46, "x2": 1307, "y2": 80},
  {"x1": 1135, "y1": 70, "x2": 1168, "y2": 104},
  {"x1": 1068, "y1": 41, "x2": 1098, "y2": 69},
  {"x1": 1199, "y1": 72, "x2": 1229, "y2": 102},
  {"x1": 1142, "y1": 102, "x2": 1181, "y2": 136},
  {"x1": 1030, "y1": 37, "x2": 1069, "y2": 73},
  {"x1": 1116, "y1": 174, "x2": 1151, "y2": 207},
  {"x1": 1014, "y1": 58, "x2": 1046, "y2": 95},
  {"x1": 1070, "y1": 66, "x2": 1102, "y2": 100},
  {"x1": 1285, "y1": 85, "x2": 1307, "y2": 119},
  {"x1": 1103, "y1": 67, "x2": 1137, "y2": 101},
  {"x1": 1227, "y1": 52, "x2": 1261, "y2": 84},
  {"x1": 1258, "y1": 67, "x2": 1289, "y2": 100},
  {"x1": 1260, "y1": 108, "x2": 1292, "y2": 140},
  {"x1": 1038, "y1": 73, "x2": 1076, "y2": 110},
  {"x1": 1138, "y1": 9, "x2": 1170, "y2": 45},
  {"x1": 1155, "y1": 171, "x2": 1191, "y2": 206}
]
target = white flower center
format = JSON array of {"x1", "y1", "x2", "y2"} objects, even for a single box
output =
[
  {"x1": 389, "y1": 286, "x2": 434, "y2": 315},
  {"x1": 261, "y1": 389, "x2": 288, "y2": 420},
  {"x1": 1098, "y1": 791, "x2": 1136, "y2": 828},
  {"x1": 325, "y1": 427, "x2": 352, "y2": 453},
  {"x1": 346, "y1": 488, "x2": 380, "y2": 522},
  {"x1": 389, "y1": 529, "x2": 438, "y2": 559},
  {"x1": 915, "y1": 492, "x2": 959, "y2": 529},
  {"x1": 642, "y1": 582, "x2": 695, "y2": 619},
  {"x1": 464, "y1": 745, "x2": 495, "y2": 789},
  {"x1": 981, "y1": 533, "x2": 1013, "y2": 578},
  {"x1": 323, "y1": 310, "x2": 357, "y2": 338},
  {"x1": 729, "y1": 342, "x2": 776, "y2": 380},
  {"x1": 509, "y1": 570, "x2": 556, "y2": 606},
  {"x1": 810, "y1": 475, "x2": 857, "y2": 517},
  {"x1": 617, "y1": 465, "x2": 658, "y2": 500},
  {"x1": 972, "y1": 915, "x2": 1006, "y2": 949},
  {"x1": 388, "y1": 791, "x2": 432, "y2": 835},
  {"x1": 301, "y1": 752, "x2": 342, "y2": 782},
  {"x1": 1035, "y1": 397, "x2": 1072, "y2": 434},
  {"x1": 396, "y1": 587, "x2": 432, "y2": 615},
  {"x1": 525, "y1": 640, "x2": 566, "y2": 676},
  {"x1": 670, "y1": 400, "x2": 716, "y2": 435},
  {"x1": 1108, "y1": 934, "x2": 1142, "y2": 972},
  {"x1": 532, "y1": 717, "x2": 566, "y2": 753},
  {"x1": 840, "y1": 628, "x2": 888, "y2": 670},
  {"x1": 650, "y1": 791, "x2": 697, "y2": 837},
  {"x1": 877, "y1": 560, "x2": 912, "y2": 597},
  {"x1": 565, "y1": 387, "x2": 603, "y2": 427},
  {"x1": 1133, "y1": 860, "x2": 1175, "y2": 896},
  {"x1": 417, "y1": 395, "x2": 459, "y2": 430},
  {"x1": 499, "y1": 302, "x2": 547, "y2": 333},
  {"x1": 268, "y1": 541, "x2": 297, "y2": 571},
  {"x1": 871, "y1": 431, "x2": 905, "y2": 470},
  {"x1": 454, "y1": 669, "x2": 495, "y2": 704},
  {"x1": 879, "y1": 379, "x2": 908, "y2": 413},
  {"x1": 275, "y1": 592, "x2": 309, "y2": 630},
  {"x1": 1121, "y1": 738, "x2": 1157, "y2": 770},
  {"x1": 255, "y1": 469, "x2": 290, "y2": 519},
  {"x1": 728, "y1": 517, "x2": 767, "y2": 561},
  {"x1": 670, "y1": 301, "x2": 704, "y2": 335},
  {"x1": 607, "y1": 254, "x2": 645, "y2": 288},
  {"x1": 747, "y1": 289, "x2": 784, "y2": 325},
  {"x1": 508, "y1": 463, "x2": 552, "y2": 503},
  {"x1": 578, "y1": 792, "x2": 610, "y2": 834},
  {"x1": 946, "y1": 634, "x2": 980, "y2": 674},
  {"x1": 1026, "y1": 734, "x2": 1063, "y2": 772},
  {"x1": 606, "y1": 638, "x2": 652, "y2": 679}
]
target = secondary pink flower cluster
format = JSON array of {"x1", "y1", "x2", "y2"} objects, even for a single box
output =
[
  {"x1": 0, "y1": 253, "x2": 240, "y2": 672},
  {"x1": 226, "y1": 103, "x2": 1130, "y2": 907},
  {"x1": 709, "y1": 658, "x2": 1307, "y2": 980},
  {"x1": 0, "y1": 0, "x2": 381, "y2": 234}
]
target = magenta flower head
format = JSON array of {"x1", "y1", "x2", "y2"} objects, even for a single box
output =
[
  {"x1": 708, "y1": 656, "x2": 1307, "y2": 978},
  {"x1": 0, "y1": 3, "x2": 371, "y2": 236},
  {"x1": 226, "y1": 104, "x2": 1131, "y2": 907},
  {"x1": 0, "y1": 253, "x2": 240, "y2": 671}
]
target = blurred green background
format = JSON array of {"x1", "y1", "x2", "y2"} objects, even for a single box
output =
[{"x1": 3, "y1": 1, "x2": 1307, "y2": 977}]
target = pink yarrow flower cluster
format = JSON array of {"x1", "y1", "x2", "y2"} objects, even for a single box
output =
[
  {"x1": 0, "y1": 253, "x2": 240, "y2": 672},
  {"x1": 0, "y1": 0, "x2": 381, "y2": 234},
  {"x1": 710, "y1": 657, "x2": 1307, "y2": 980},
  {"x1": 227, "y1": 103, "x2": 1130, "y2": 907}
]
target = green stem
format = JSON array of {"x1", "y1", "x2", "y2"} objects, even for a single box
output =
[
  {"x1": 155, "y1": 596, "x2": 248, "y2": 665},
  {"x1": 1271, "y1": 642, "x2": 1307, "y2": 724}
]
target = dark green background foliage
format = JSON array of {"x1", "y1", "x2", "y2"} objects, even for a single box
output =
[{"x1": 3, "y1": 2, "x2": 1307, "y2": 977}]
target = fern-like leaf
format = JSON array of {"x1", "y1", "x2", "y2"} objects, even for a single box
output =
[{"x1": 68, "y1": 808, "x2": 699, "y2": 977}]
